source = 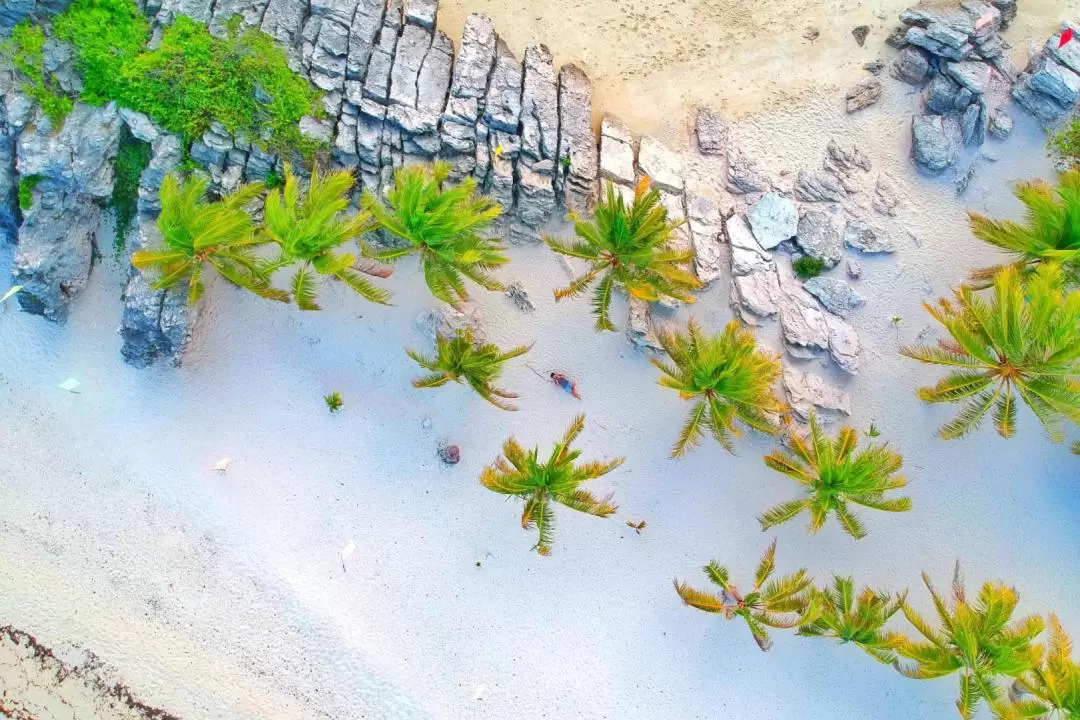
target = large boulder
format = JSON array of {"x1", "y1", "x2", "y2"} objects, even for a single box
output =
[
  {"x1": 726, "y1": 146, "x2": 769, "y2": 194},
  {"x1": 843, "y1": 218, "x2": 894, "y2": 253},
  {"x1": 725, "y1": 214, "x2": 772, "y2": 275},
  {"x1": 893, "y1": 46, "x2": 931, "y2": 84},
  {"x1": 911, "y1": 114, "x2": 962, "y2": 174},
  {"x1": 803, "y1": 276, "x2": 864, "y2": 316},
  {"x1": 747, "y1": 193, "x2": 797, "y2": 249},
  {"x1": 637, "y1": 135, "x2": 683, "y2": 194},
  {"x1": 694, "y1": 106, "x2": 728, "y2": 155},
  {"x1": 795, "y1": 210, "x2": 843, "y2": 269},
  {"x1": 782, "y1": 366, "x2": 852, "y2": 423},
  {"x1": 555, "y1": 64, "x2": 598, "y2": 213},
  {"x1": 599, "y1": 115, "x2": 636, "y2": 187},
  {"x1": 686, "y1": 188, "x2": 727, "y2": 284}
]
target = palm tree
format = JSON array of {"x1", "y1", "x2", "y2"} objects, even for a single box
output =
[
  {"x1": 260, "y1": 165, "x2": 391, "y2": 310},
  {"x1": 895, "y1": 564, "x2": 1045, "y2": 720},
  {"x1": 994, "y1": 614, "x2": 1080, "y2": 720},
  {"x1": 479, "y1": 414, "x2": 622, "y2": 555},
  {"x1": 901, "y1": 264, "x2": 1080, "y2": 443},
  {"x1": 132, "y1": 174, "x2": 287, "y2": 304},
  {"x1": 546, "y1": 178, "x2": 702, "y2": 331},
  {"x1": 407, "y1": 328, "x2": 531, "y2": 410},
  {"x1": 362, "y1": 162, "x2": 507, "y2": 305},
  {"x1": 798, "y1": 576, "x2": 907, "y2": 663},
  {"x1": 758, "y1": 414, "x2": 911, "y2": 539},
  {"x1": 652, "y1": 318, "x2": 785, "y2": 457},
  {"x1": 968, "y1": 171, "x2": 1080, "y2": 288},
  {"x1": 674, "y1": 538, "x2": 813, "y2": 651}
]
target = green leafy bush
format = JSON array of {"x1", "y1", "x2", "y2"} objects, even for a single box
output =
[
  {"x1": 1049, "y1": 115, "x2": 1080, "y2": 169},
  {"x1": 111, "y1": 132, "x2": 151, "y2": 254},
  {"x1": 18, "y1": 175, "x2": 43, "y2": 210},
  {"x1": 0, "y1": 23, "x2": 73, "y2": 126},
  {"x1": 793, "y1": 256, "x2": 825, "y2": 279},
  {"x1": 52, "y1": 0, "x2": 147, "y2": 104}
]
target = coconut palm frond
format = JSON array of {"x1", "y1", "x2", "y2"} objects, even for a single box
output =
[{"x1": 407, "y1": 328, "x2": 529, "y2": 410}]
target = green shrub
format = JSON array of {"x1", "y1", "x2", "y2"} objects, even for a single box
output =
[
  {"x1": 793, "y1": 255, "x2": 825, "y2": 279},
  {"x1": 111, "y1": 132, "x2": 151, "y2": 254},
  {"x1": 1049, "y1": 116, "x2": 1080, "y2": 169},
  {"x1": 52, "y1": 0, "x2": 148, "y2": 105},
  {"x1": 18, "y1": 175, "x2": 44, "y2": 210},
  {"x1": 0, "y1": 23, "x2": 73, "y2": 126}
]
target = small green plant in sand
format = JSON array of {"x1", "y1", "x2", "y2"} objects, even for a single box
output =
[
  {"x1": 967, "y1": 170, "x2": 1080, "y2": 288},
  {"x1": 546, "y1": 178, "x2": 701, "y2": 331},
  {"x1": 324, "y1": 392, "x2": 343, "y2": 413},
  {"x1": 0, "y1": 23, "x2": 73, "y2": 126},
  {"x1": 798, "y1": 576, "x2": 907, "y2": 664},
  {"x1": 479, "y1": 414, "x2": 622, "y2": 555},
  {"x1": 901, "y1": 263, "x2": 1080, "y2": 443},
  {"x1": 363, "y1": 162, "x2": 507, "y2": 306},
  {"x1": 260, "y1": 165, "x2": 391, "y2": 310},
  {"x1": 992, "y1": 613, "x2": 1080, "y2": 720},
  {"x1": 759, "y1": 414, "x2": 911, "y2": 540},
  {"x1": 17, "y1": 175, "x2": 43, "y2": 211},
  {"x1": 895, "y1": 564, "x2": 1045, "y2": 720},
  {"x1": 793, "y1": 255, "x2": 825, "y2": 280},
  {"x1": 674, "y1": 539, "x2": 813, "y2": 651},
  {"x1": 132, "y1": 174, "x2": 287, "y2": 304},
  {"x1": 407, "y1": 328, "x2": 531, "y2": 410},
  {"x1": 111, "y1": 133, "x2": 152, "y2": 254},
  {"x1": 1049, "y1": 115, "x2": 1080, "y2": 170},
  {"x1": 652, "y1": 318, "x2": 785, "y2": 457}
]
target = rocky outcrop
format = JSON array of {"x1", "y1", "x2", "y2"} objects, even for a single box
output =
[
  {"x1": 599, "y1": 114, "x2": 636, "y2": 188},
  {"x1": 782, "y1": 365, "x2": 852, "y2": 422},
  {"x1": 747, "y1": 193, "x2": 797, "y2": 250},
  {"x1": 803, "y1": 276, "x2": 864, "y2": 316},
  {"x1": 12, "y1": 102, "x2": 121, "y2": 321},
  {"x1": 476, "y1": 38, "x2": 522, "y2": 215},
  {"x1": 438, "y1": 13, "x2": 495, "y2": 182},
  {"x1": 1012, "y1": 25, "x2": 1080, "y2": 123},
  {"x1": 911, "y1": 114, "x2": 962, "y2": 175},
  {"x1": 627, "y1": 297, "x2": 663, "y2": 352},
  {"x1": 686, "y1": 188, "x2": 727, "y2": 284},
  {"x1": 555, "y1": 64, "x2": 598, "y2": 213},
  {"x1": 726, "y1": 147, "x2": 769, "y2": 194},
  {"x1": 512, "y1": 44, "x2": 559, "y2": 240},
  {"x1": 795, "y1": 210, "x2": 843, "y2": 269},
  {"x1": 0, "y1": 92, "x2": 17, "y2": 245},
  {"x1": 694, "y1": 106, "x2": 727, "y2": 156},
  {"x1": 119, "y1": 132, "x2": 196, "y2": 368},
  {"x1": 843, "y1": 218, "x2": 894, "y2": 253},
  {"x1": 776, "y1": 263, "x2": 861, "y2": 373}
]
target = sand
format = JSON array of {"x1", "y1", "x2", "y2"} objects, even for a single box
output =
[
  {"x1": 437, "y1": 0, "x2": 1080, "y2": 136},
  {"x1": 3, "y1": 3, "x2": 1080, "y2": 719}
]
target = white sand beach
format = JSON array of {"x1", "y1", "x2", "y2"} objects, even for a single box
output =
[{"x1": 2, "y1": 1, "x2": 1079, "y2": 719}]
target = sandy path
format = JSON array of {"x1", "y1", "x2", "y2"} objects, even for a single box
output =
[{"x1": 437, "y1": 0, "x2": 1079, "y2": 136}]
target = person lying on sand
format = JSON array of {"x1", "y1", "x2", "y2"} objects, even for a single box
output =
[{"x1": 550, "y1": 372, "x2": 581, "y2": 400}]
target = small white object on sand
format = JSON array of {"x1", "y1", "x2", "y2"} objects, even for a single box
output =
[
  {"x1": 57, "y1": 378, "x2": 81, "y2": 393},
  {"x1": 473, "y1": 684, "x2": 487, "y2": 701},
  {"x1": 212, "y1": 457, "x2": 231, "y2": 473},
  {"x1": 341, "y1": 540, "x2": 356, "y2": 564}
]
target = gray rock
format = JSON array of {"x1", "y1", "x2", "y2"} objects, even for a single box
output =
[
  {"x1": 863, "y1": 59, "x2": 886, "y2": 75},
  {"x1": 793, "y1": 169, "x2": 847, "y2": 203},
  {"x1": 417, "y1": 305, "x2": 486, "y2": 343},
  {"x1": 694, "y1": 106, "x2": 728, "y2": 155},
  {"x1": 825, "y1": 311, "x2": 861, "y2": 374},
  {"x1": 505, "y1": 281, "x2": 534, "y2": 312},
  {"x1": 795, "y1": 210, "x2": 843, "y2": 268},
  {"x1": 846, "y1": 259, "x2": 862, "y2": 279},
  {"x1": 726, "y1": 214, "x2": 772, "y2": 275},
  {"x1": 637, "y1": 135, "x2": 683, "y2": 194},
  {"x1": 825, "y1": 138, "x2": 872, "y2": 175},
  {"x1": 732, "y1": 266, "x2": 782, "y2": 320},
  {"x1": 1029, "y1": 53, "x2": 1080, "y2": 107},
  {"x1": 627, "y1": 297, "x2": 663, "y2": 352},
  {"x1": 599, "y1": 115, "x2": 636, "y2": 186},
  {"x1": 803, "y1": 276, "x2": 865, "y2": 316},
  {"x1": 0, "y1": 106, "x2": 16, "y2": 245},
  {"x1": 556, "y1": 64, "x2": 598, "y2": 212},
  {"x1": 893, "y1": 47, "x2": 931, "y2": 84},
  {"x1": 361, "y1": 1, "x2": 402, "y2": 104},
  {"x1": 726, "y1": 146, "x2": 769, "y2": 194},
  {"x1": 852, "y1": 25, "x2": 870, "y2": 47},
  {"x1": 782, "y1": 366, "x2": 852, "y2": 423},
  {"x1": 154, "y1": 0, "x2": 214, "y2": 26},
  {"x1": 438, "y1": 13, "x2": 495, "y2": 181},
  {"x1": 886, "y1": 26, "x2": 909, "y2": 49},
  {"x1": 137, "y1": 134, "x2": 183, "y2": 216},
  {"x1": 345, "y1": 0, "x2": 387, "y2": 83},
  {"x1": 299, "y1": 115, "x2": 334, "y2": 145},
  {"x1": 987, "y1": 109, "x2": 1013, "y2": 139},
  {"x1": 992, "y1": 0, "x2": 1017, "y2": 26},
  {"x1": 309, "y1": 18, "x2": 351, "y2": 90},
  {"x1": 1011, "y1": 74, "x2": 1070, "y2": 122},
  {"x1": 872, "y1": 174, "x2": 900, "y2": 216},
  {"x1": 404, "y1": 0, "x2": 437, "y2": 28},
  {"x1": 944, "y1": 60, "x2": 992, "y2": 94},
  {"x1": 911, "y1": 114, "x2": 962, "y2": 174},
  {"x1": 1046, "y1": 23, "x2": 1080, "y2": 75},
  {"x1": 209, "y1": 0, "x2": 270, "y2": 37},
  {"x1": 686, "y1": 188, "x2": 727, "y2": 284},
  {"x1": 119, "y1": 108, "x2": 159, "y2": 143},
  {"x1": 843, "y1": 218, "x2": 894, "y2": 253},
  {"x1": 519, "y1": 45, "x2": 559, "y2": 167},
  {"x1": 926, "y1": 73, "x2": 965, "y2": 114},
  {"x1": 513, "y1": 163, "x2": 557, "y2": 241},
  {"x1": 0, "y1": 0, "x2": 36, "y2": 31},
  {"x1": 17, "y1": 102, "x2": 122, "y2": 199},
  {"x1": 961, "y1": 101, "x2": 986, "y2": 147},
  {"x1": 955, "y1": 163, "x2": 976, "y2": 197},
  {"x1": 260, "y1": 0, "x2": 308, "y2": 47},
  {"x1": 779, "y1": 290, "x2": 830, "y2": 358},
  {"x1": 905, "y1": 25, "x2": 973, "y2": 61},
  {"x1": 846, "y1": 77, "x2": 882, "y2": 112},
  {"x1": 747, "y1": 193, "x2": 797, "y2": 249},
  {"x1": 388, "y1": 22, "x2": 433, "y2": 108},
  {"x1": 119, "y1": 216, "x2": 196, "y2": 368},
  {"x1": 482, "y1": 39, "x2": 522, "y2": 134}
]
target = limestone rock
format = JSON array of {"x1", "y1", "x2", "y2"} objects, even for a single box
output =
[
  {"x1": 637, "y1": 135, "x2": 683, "y2": 194},
  {"x1": 1047, "y1": 23, "x2": 1080, "y2": 76},
  {"x1": 846, "y1": 77, "x2": 882, "y2": 112},
  {"x1": 556, "y1": 64, "x2": 599, "y2": 212},
  {"x1": 260, "y1": 0, "x2": 308, "y2": 47},
  {"x1": 926, "y1": 74, "x2": 967, "y2": 114},
  {"x1": 846, "y1": 259, "x2": 862, "y2": 279},
  {"x1": 782, "y1": 366, "x2": 852, "y2": 422},
  {"x1": 726, "y1": 146, "x2": 769, "y2": 194},
  {"x1": 404, "y1": 0, "x2": 437, "y2": 28},
  {"x1": 1011, "y1": 74, "x2": 1070, "y2": 123},
  {"x1": 747, "y1": 193, "x2": 797, "y2": 250},
  {"x1": 694, "y1": 106, "x2": 728, "y2": 156},
  {"x1": 1029, "y1": 53, "x2": 1080, "y2": 107},
  {"x1": 944, "y1": 61, "x2": 992, "y2": 95},
  {"x1": 843, "y1": 218, "x2": 894, "y2": 253},
  {"x1": 795, "y1": 210, "x2": 842, "y2": 268},
  {"x1": 793, "y1": 169, "x2": 847, "y2": 203},
  {"x1": 599, "y1": 115, "x2": 636, "y2": 186},
  {"x1": 905, "y1": 25, "x2": 972, "y2": 62},
  {"x1": 515, "y1": 42, "x2": 559, "y2": 237},
  {"x1": 872, "y1": 174, "x2": 900, "y2": 216},
  {"x1": 438, "y1": 13, "x2": 495, "y2": 181},
  {"x1": 726, "y1": 214, "x2": 772, "y2": 275},
  {"x1": 825, "y1": 138, "x2": 872, "y2": 176},
  {"x1": 627, "y1": 298, "x2": 663, "y2": 352},
  {"x1": 961, "y1": 101, "x2": 986, "y2": 147},
  {"x1": 686, "y1": 188, "x2": 727, "y2": 284},
  {"x1": 732, "y1": 266, "x2": 782, "y2": 320},
  {"x1": 17, "y1": 102, "x2": 121, "y2": 199},
  {"x1": 119, "y1": 108, "x2": 159, "y2": 143},
  {"x1": 803, "y1": 276, "x2": 865, "y2": 316},
  {"x1": 911, "y1": 114, "x2": 962, "y2": 174},
  {"x1": 824, "y1": 311, "x2": 861, "y2": 374}
]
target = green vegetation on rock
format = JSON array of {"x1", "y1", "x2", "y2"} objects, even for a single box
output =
[
  {"x1": 1049, "y1": 115, "x2": 1080, "y2": 169},
  {"x1": 407, "y1": 328, "x2": 530, "y2": 410},
  {"x1": 479, "y1": 414, "x2": 621, "y2": 555},
  {"x1": 17, "y1": 175, "x2": 43, "y2": 211},
  {"x1": 546, "y1": 178, "x2": 701, "y2": 332},
  {"x1": 793, "y1": 255, "x2": 825, "y2": 280},
  {"x1": 111, "y1": 132, "x2": 151, "y2": 254},
  {"x1": 0, "y1": 23, "x2": 72, "y2": 126},
  {"x1": 52, "y1": 0, "x2": 147, "y2": 104}
]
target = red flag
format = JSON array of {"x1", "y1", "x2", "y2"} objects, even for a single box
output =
[{"x1": 1061, "y1": 28, "x2": 1075, "y2": 48}]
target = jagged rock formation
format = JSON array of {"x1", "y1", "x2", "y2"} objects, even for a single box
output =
[
  {"x1": 1012, "y1": 24, "x2": 1080, "y2": 122},
  {"x1": 782, "y1": 365, "x2": 852, "y2": 422},
  {"x1": 0, "y1": 89, "x2": 19, "y2": 245},
  {"x1": 11, "y1": 102, "x2": 121, "y2": 320}
]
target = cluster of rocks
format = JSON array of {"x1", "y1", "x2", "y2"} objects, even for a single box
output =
[
  {"x1": 1012, "y1": 24, "x2": 1080, "y2": 123},
  {"x1": 889, "y1": 1, "x2": 1018, "y2": 175}
]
